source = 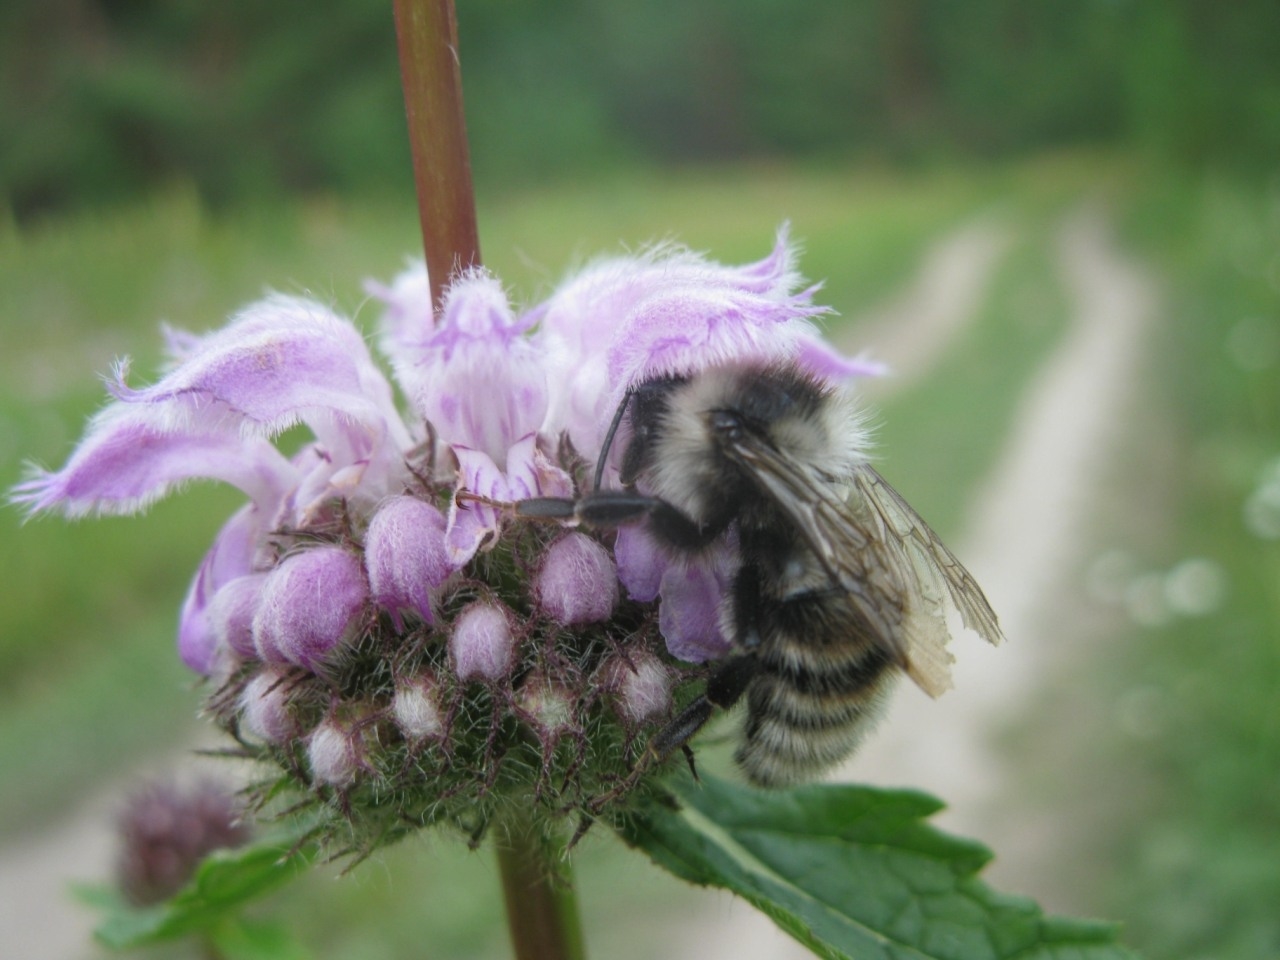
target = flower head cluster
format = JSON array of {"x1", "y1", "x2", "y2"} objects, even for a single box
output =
[{"x1": 15, "y1": 229, "x2": 877, "y2": 844}]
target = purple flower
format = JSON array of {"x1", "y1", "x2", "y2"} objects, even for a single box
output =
[
  {"x1": 371, "y1": 268, "x2": 573, "y2": 565},
  {"x1": 534, "y1": 226, "x2": 881, "y2": 467},
  {"x1": 15, "y1": 296, "x2": 415, "y2": 673},
  {"x1": 16, "y1": 229, "x2": 878, "y2": 678},
  {"x1": 615, "y1": 525, "x2": 738, "y2": 662},
  {"x1": 116, "y1": 780, "x2": 250, "y2": 906},
  {"x1": 13, "y1": 226, "x2": 899, "y2": 829}
]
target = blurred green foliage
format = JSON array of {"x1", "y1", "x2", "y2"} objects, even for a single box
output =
[
  {"x1": 4, "y1": 0, "x2": 1280, "y2": 220},
  {"x1": 1105, "y1": 170, "x2": 1280, "y2": 959}
]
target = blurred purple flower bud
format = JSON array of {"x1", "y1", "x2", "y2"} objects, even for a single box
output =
[
  {"x1": 116, "y1": 780, "x2": 250, "y2": 906},
  {"x1": 365, "y1": 495, "x2": 452, "y2": 629},
  {"x1": 392, "y1": 674, "x2": 446, "y2": 742},
  {"x1": 308, "y1": 718, "x2": 365, "y2": 787},
  {"x1": 253, "y1": 546, "x2": 368, "y2": 669},
  {"x1": 239, "y1": 669, "x2": 295, "y2": 744},
  {"x1": 449, "y1": 602, "x2": 517, "y2": 682},
  {"x1": 536, "y1": 533, "x2": 619, "y2": 625},
  {"x1": 604, "y1": 653, "x2": 673, "y2": 726},
  {"x1": 207, "y1": 573, "x2": 267, "y2": 660}
]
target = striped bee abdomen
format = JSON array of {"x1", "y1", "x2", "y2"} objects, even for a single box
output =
[{"x1": 735, "y1": 638, "x2": 895, "y2": 787}]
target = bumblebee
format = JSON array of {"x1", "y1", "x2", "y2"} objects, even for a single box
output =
[{"x1": 523, "y1": 361, "x2": 1003, "y2": 787}]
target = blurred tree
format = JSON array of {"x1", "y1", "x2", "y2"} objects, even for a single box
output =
[{"x1": 2, "y1": 0, "x2": 1278, "y2": 221}]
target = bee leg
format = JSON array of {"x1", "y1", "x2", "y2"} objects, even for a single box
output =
[
  {"x1": 574, "y1": 491, "x2": 664, "y2": 526},
  {"x1": 515, "y1": 492, "x2": 665, "y2": 527},
  {"x1": 646, "y1": 654, "x2": 761, "y2": 765},
  {"x1": 587, "y1": 657, "x2": 760, "y2": 813},
  {"x1": 729, "y1": 562, "x2": 771, "y2": 650},
  {"x1": 511, "y1": 497, "x2": 580, "y2": 520},
  {"x1": 680, "y1": 744, "x2": 699, "y2": 781}
]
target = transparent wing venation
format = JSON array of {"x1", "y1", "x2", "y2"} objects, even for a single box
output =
[{"x1": 728, "y1": 438, "x2": 1002, "y2": 699}]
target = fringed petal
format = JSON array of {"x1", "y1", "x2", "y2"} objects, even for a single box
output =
[
  {"x1": 110, "y1": 295, "x2": 409, "y2": 453},
  {"x1": 12, "y1": 407, "x2": 297, "y2": 519}
]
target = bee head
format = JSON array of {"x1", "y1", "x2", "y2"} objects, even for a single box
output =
[{"x1": 618, "y1": 363, "x2": 869, "y2": 525}]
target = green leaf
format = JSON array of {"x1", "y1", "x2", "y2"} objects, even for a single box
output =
[
  {"x1": 85, "y1": 814, "x2": 320, "y2": 950},
  {"x1": 210, "y1": 917, "x2": 315, "y2": 960},
  {"x1": 618, "y1": 773, "x2": 1140, "y2": 960}
]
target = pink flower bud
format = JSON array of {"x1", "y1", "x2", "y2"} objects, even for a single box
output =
[
  {"x1": 208, "y1": 574, "x2": 267, "y2": 660},
  {"x1": 253, "y1": 546, "x2": 368, "y2": 670},
  {"x1": 449, "y1": 602, "x2": 517, "y2": 682},
  {"x1": 307, "y1": 718, "x2": 365, "y2": 788},
  {"x1": 516, "y1": 673, "x2": 575, "y2": 738},
  {"x1": 604, "y1": 653, "x2": 673, "y2": 726},
  {"x1": 239, "y1": 668, "x2": 295, "y2": 744},
  {"x1": 392, "y1": 674, "x2": 446, "y2": 741},
  {"x1": 116, "y1": 780, "x2": 250, "y2": 906},
  {"x1": 536, "y1": 533, "x2": 618, "y2": 625},
  {"x1": 365, "y1": 495, "x2": 452, "y2": 629}
]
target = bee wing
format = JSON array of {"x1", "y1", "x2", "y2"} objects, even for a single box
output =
[
  {"x1": 727, "y1": 438, "x2": 1002, "y2": 699},
  {"x1": 724, "y1": 439, "x2": 914, "y2": 676},
  {"x1": 847, "y1": 466, "x2": 1004, "y2": 695}
]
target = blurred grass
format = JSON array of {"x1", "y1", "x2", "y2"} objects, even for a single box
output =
[
  {"x1": 11, "y1": 154, "x2": 1276, "y2": 960},
  {"x1": 1096, "y1": 170, "x2": 1280, "y2": 958}
]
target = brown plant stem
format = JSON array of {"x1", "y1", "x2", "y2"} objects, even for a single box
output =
[
  {"x1": 392, "y1": 5, "x2": 584, "y2": 956},
  {"x1": 393, "y1": 0, "x2": 482, "y2": 308},
  {"x1": 496, "y1": 824, "x2": 586, "y2": 960}
]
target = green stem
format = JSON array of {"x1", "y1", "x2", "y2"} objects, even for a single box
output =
[
  {"x1": 393, "y1": 0, "x2": 482, "y2": 308},
  {"x1": 495, "y1": 822, "x2": 586, "y2": 960}
]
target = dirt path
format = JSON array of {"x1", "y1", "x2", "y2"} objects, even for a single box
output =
[
  {"x1": 0, "y1": 730, "x2": 220, "y2": 959},
  {"x1": 668, "y1": 206, "x2": 1158, "y2": 959},
  {"x1": 852, "y1": 216, "x2": 1010, "y2": 397}
]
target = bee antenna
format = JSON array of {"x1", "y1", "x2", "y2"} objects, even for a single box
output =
[{"x1": 592, "y1": 387, "x2": 635, "y2": 492}]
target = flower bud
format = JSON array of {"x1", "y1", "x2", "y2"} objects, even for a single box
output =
[
  {"x1": 535, "y1": 532, "x2": 618, "y2": 625},
  {"x1": 208, "y1": 573, "x2": 267, "y2": 660},
  {"x1": 365, "y1": 495, "x2": 451, "y2": 628},
  {"x1": 392, "y1": 673, "x2": 446, "y2": 742},
  {"x1": 516, "y1": 673, "x2": 575, "y2": 739},
  {"x1": 307, "y1": 718, "x2": 366, "y2": 788},
  {"x1": 239, "y1": 668, "x2": 296, "y2": 744},
  {"x1": 603, "y1": 653, "x2": 673, "y2": 726},
  {"x1": 449, "y1": 602, "x2": 517, "y2": 682},
  {"x1": 253, "y1": 546, "x2": 368, "y2": 669},
  {"x1": 116, "y1": 780, "x2": 250, "y2": 906}
]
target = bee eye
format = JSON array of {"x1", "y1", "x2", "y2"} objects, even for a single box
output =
[{"x1": 709, "y1": 410, "x2": 743, "y2": 440}]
